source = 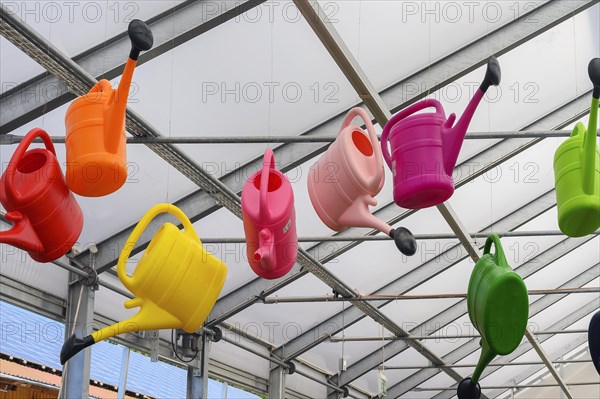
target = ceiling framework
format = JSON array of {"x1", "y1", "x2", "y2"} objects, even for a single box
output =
[{"x1": 0, "y1": 1, "x2": 599, "y2": 398}]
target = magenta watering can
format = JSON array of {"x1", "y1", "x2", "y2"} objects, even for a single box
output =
[
  {"x1": 308, "y1": 107, "x2": 417, "y2": 256},
  {"x1": 381, "y1": 57, "x2": 501, "y2": 209},
  {"x1": 242, "y1": 148, "x2": 298, "y2": 279}
]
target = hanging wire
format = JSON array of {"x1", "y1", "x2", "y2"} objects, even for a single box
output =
[
  {"x1": 165, "y1": 0, "x2": 176, "y2": 204},
  {"x1": 426, "y1": 4, "x2": 432, "y2": 100},
  {"x1": 357, "y1": 0, "x2": 362, "y2": 63},
  {"x1": 486, "y1": 1, "x2": 494, "y2": 231},
  {"x1": 268, "y1": 3, "x2": 274, "y2": 147},
  {"x1": 380, "y1": 321, "x2": 385, "y2": 374},
  {"x1": 341, "y1": 298, "x2": 345, "y2": 371}
]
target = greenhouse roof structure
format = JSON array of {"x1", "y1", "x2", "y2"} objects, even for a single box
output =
[{"x1": 1, "y1": 1, "x2": 599, "y2": 398}]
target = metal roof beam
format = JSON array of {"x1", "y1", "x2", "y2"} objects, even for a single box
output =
[
  {"x1": 68, "y1": 0, "x2": 596, "y2": 273},
  {"x1": 208, "y1": 88, "x2": 592, "y2": 331},
  {"x1": 269, "y1": 87, "x2": 592, "y2": 362},
  {"x1": 487, "y1": 335, "x2": 595, "y2": 398},
  {"x1": 386, "y1": 263, "x2": 600, "y2": 398},
  {"x1": 0, "y1": 0, "x2": 266, "y2": 134},
  {"x1": 329, "y1": 241, "x2": 598, "y2": 390}
]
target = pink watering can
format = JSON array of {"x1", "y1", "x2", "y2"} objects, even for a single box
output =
[
  {"x1": 308, "y1": 107, "x2": 417, "y2": 256},
  {"x1": 381, "y1": 57, "x2": 501, "y2": 209},
  {"x1": 242, "y1": 148, "x2": 298, "y2": 279}
]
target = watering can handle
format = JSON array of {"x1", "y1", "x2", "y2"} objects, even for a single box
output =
[
  {"x1": 380, "y1": 99, "x2": 444, "y2": 169},
  {"x1": 88, "y1": 80, "x2": 113, "y2": 94},
  {"x1": 259, "y1": 148, "x2": 276, "y2": 219},
  {"x1": 5, "y1": 128, "x2": 56, "y2": 202},
  {"x1": 117, "y1": 204, "x2": 200, "y2": 291},
  {"x1": 483, "y1": 233, "x2": 508, "y2": 267},
  {"x1": 341, "y1": 108, "x2": 384, "y2": 184}
]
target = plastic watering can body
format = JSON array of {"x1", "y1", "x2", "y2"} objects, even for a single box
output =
[
  {"x1": 242, "y1": 148, "x2": 298, "y2": 279},
  {"x1": 553, "y1": 59, "x2": 600, "y2": 237},
  {"x1": 589, "y1": 311, "x2": 600, "y2": 375},
  {"x1": 308, "y1": 107, "x2": 388, "y2": 232},
  {"x1": 64, "y1": 19, "x2": 153, "y2": 197},
  {"x1": 458, "y1": 234, "x2": 528, "y2": 399},
  {"x1": 65, "y1": 80, "x2": 128, "y2": 197},
  {"x1": 0, "y1": 128, "x2": 83, "y2": 262},
  {"x1": 308, "y1": 107, "x2": 417, "y2": 256},
  {"x1": 60, "y1": 204, "x2": 227, "y2": 365},
  {"x1": 381, "y1": 100, "x2": 455, "y2": 209},
  {"x1": 382, "y1": 57, "x2": 501, "y2": 210}
]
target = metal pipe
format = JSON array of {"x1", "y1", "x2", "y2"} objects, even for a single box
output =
[
  {"x1": 2, "y1": 131, "x2": 595, "y2": 145},
  {"x1": 379, "y1": 358, "x2": 593, "y2": 370},
  {"x1": 329, "y1": 329, "x2": 588, "y2": 342},
  {"x1": 262, "y1": 287, "x2": 600, "y2": 303},
  {"x1": 52, "y1": 260, "x2": 133, "y2": 299},
  {"x1": 524, "y1": 327, "x2": 572, "y2": 398},
  {"x1": 198, "y1": 230, "x2": 599, "y2": 244},
  {"x1": 412, "y1": 381, "x2": 599, "y2": 391},
  {"x1": 220, "y1": 335, "x2": 289, "y2": 370},
  {"x1": 294, "y1": 369, "x2": 346, "y2": 394}
]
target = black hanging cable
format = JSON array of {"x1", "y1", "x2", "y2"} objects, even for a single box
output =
[{"x1": 171, "y1": 329, "x2": 199, "y2": 363}]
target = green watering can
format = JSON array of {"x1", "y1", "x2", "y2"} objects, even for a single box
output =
[
  {"x1": 553, "y1": 58, "x2": 600, "y2": 237},
  {"x1": 457, "y1": 234, "x2": 529, "y2": 399}
]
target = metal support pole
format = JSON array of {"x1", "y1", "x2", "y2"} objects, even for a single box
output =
[
  {"x1": 187, "y1": 333, "x2": 209, "y2": 399},
  {"x1": 262, "y1": 287, "x2": 599, "y2": 303},
  {"x1": 221, "y1": 381, "x2": 228, "y2": 399},
  {"x1": 117, "y1": 346, "x2": 130, "y2": 399},
  {"x1": 190, "y1": 230, "x2": 600, "y2": 244},
  {"x1": 412, "y1": 381, "x2": 598, "y2": 391},
  {"x1": 269, "y1": 366, "x2": 286, "y2": 399},
  {"x1": 61, "y1": 265, "x2": 95, "y2": 399},
  {"x1": 2, "y1": 130, "x2": 590, "y2": 145},
  {"x1": 329, "y1": 329, "x2": 588, "y2": 342},
  {"x1": 524, "y1": 328, "x2": 572, "y2": 399},
  {"x1": 378, "y1": 358, "x2": 593, "y2": 370}
]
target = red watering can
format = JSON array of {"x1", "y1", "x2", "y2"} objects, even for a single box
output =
[
  {"x1": 381, "y1": 57, "x2": 501, "y2": 209},
  {"x1": 0, "y1": 128, "x2": 83, "y2": 262},
  {"x1": 65, "y1": 19, "x2": 153, "y2": 197},
  {"x1": 308, "y1": 107, "x2": 416, "y2": 256},
  {"x1": 242, "y1": 149, "x2": 298, "y2": 279}
]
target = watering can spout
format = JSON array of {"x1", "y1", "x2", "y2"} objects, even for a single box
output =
[
  {"x1": 60, "y1": 297, "x2": 180, "y2": 364},
  {"x1": 255, "y1": 229, "x2": 276, "y2": 270},
  {"x1": 583, "y1": 58, "x2": 600, "y2": 195},
  {"x1": 444, "y1": 57, "x2": 501, "y2": 175},
  {"x1": 107, "y1": 19, "x2": 153, "y2": 154},
  {"x1": 0, "y1": 211, "x2": 43, "y2": 255},
  {"x1": 472, "y1": 339, "x2": 496, "y2": 383}
]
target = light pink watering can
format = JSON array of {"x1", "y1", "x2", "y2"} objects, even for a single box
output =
[
  {"x1": 308, "y1": 107, "x2": 417, "y2": 256},
  {"x1": 242, "y1": 148, "x2": 298, "y2": 279},
  {"x1": 381, "y1": 57, "x2": 501, "y2": 209}
]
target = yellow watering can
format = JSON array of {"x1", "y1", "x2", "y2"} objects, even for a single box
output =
[{"x1": 60, "y1": 204, "x2": 227, "y2": 364}]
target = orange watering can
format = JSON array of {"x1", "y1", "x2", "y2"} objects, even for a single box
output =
[
  {"x1": 0, "y1": 128, "x2": 83, "y2": 262},
  {"x1": 308, "y1": 107, "x2": 417, "y2": 256},
  {"x1": 64, "y1": 19, "x2": 153, "y2": 197},
  {"x1": 242, "y1": 148, "x2": 298, "y2": 279},
  {"x1": 553, "y1": 58, "x2": 600, "y2": 237},
  {"x1": 60, "y1": 204, "x2": 227, "y2": 364}
]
